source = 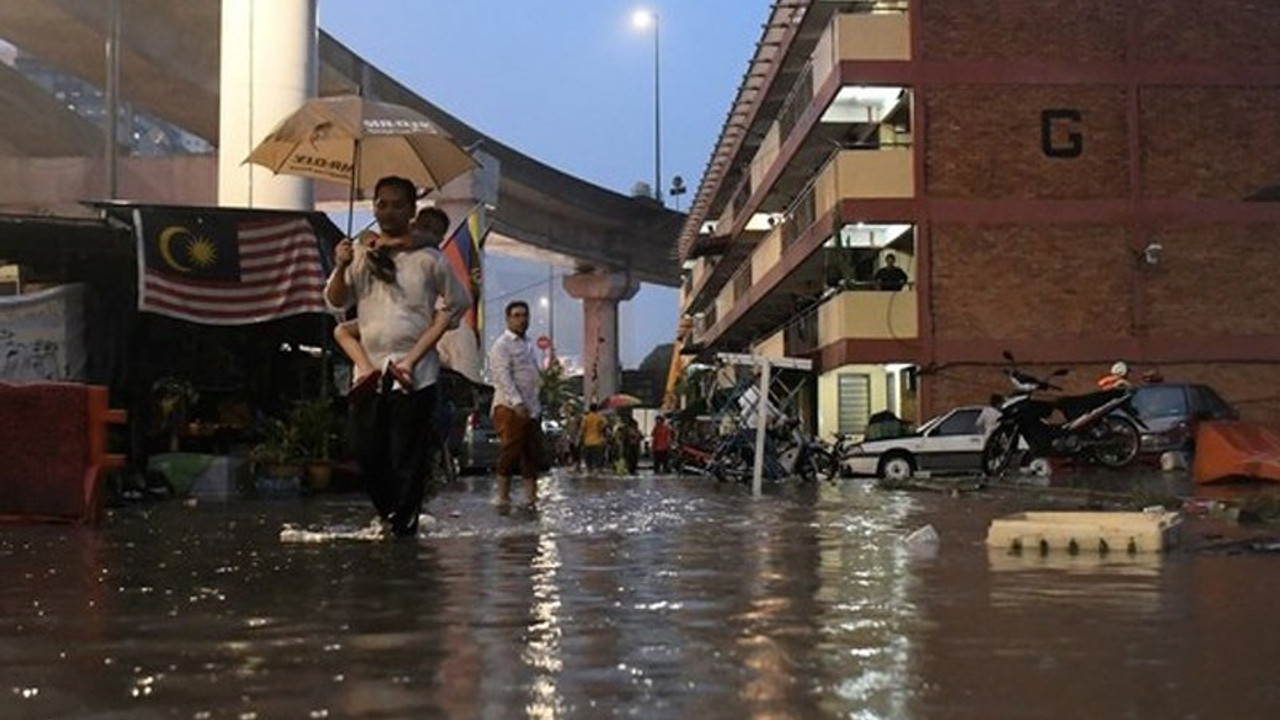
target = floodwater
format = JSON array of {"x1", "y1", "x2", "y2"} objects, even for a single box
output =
[{"x1": 3, "y1": 470, "x2": 1280, "y2": 719}]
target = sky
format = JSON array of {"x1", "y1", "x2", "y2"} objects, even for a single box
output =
[{"x1": 318, "y1": 0, "x2": 772, "y2": 368}]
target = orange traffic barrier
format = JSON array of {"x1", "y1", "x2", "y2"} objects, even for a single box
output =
[
  {"x1": 0, "y1": 382, "x2": 127, "y2": 524},
  {"x1": 1192, "y1": 420, "x2": 1280, "y2": 485}
]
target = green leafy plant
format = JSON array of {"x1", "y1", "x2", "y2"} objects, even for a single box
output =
[
  {"x1": 249, "y1": 417, "x2": 299, "y2": 468},
  {"x1": 285, "y1": 397, "x2": 339, "y2": 462},
  {"x1": 539, "y1": 358, "x2": 577, "y2": 421}
]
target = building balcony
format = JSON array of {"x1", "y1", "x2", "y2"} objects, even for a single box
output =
[
  {"x1": 817, "y1": 286, "x2": 918, "y2": 347},
  {"x1": 813, "y1": 8, "x2": 912, "y2": 90},
  {"x1": 815, "y1": 147, "x2": 914, "y2": 213}
]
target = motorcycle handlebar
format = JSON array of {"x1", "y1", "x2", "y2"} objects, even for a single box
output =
[{"x1": 1007, "y1": 369, "x2": 1062, "y2": 392}]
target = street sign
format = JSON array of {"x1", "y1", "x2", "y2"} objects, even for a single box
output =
[{"x1": 536, "y1": 335, "x2": 551, "y2": 350}]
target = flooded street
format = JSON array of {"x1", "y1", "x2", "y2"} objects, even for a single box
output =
[{"x1": 3, "y1": 470, "x2": 1280, "y2": 719}]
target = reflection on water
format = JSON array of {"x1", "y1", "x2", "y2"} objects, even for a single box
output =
[{"x1": 2, "y1": 471, "x2": 1279, "y2": 719}]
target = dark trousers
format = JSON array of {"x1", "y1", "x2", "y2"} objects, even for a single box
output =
[
  {"x1": 653, "y1": 449, "x2": 671, "y2": 474},
  {"x1": 348, "y1": 383, "x2": 437, "y2": 535},
  {"x1": 493, "y1": 405, "x2": 542, "y2": 480}
]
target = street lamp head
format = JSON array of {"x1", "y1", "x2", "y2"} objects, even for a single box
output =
[{"x1": 631, "y1": 8, "x2": 656, "y2": 29}]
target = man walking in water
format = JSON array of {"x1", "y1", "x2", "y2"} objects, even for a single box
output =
[
  {"x1": 325, "y1": 175, "x2": 470, "y2": 536},
  {"x1": 488, "y1": 300, "x2": 543, "y2": 512}
]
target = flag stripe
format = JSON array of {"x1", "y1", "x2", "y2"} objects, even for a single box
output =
[
  {"x1": 142, "y1": 288, "x2": 325, "y2": 316},
  {"x1": 141, "y1": 295, "x2": 326, "y2": 324},
  {"x1": 144, "y1": 274, "x2": 326, "y2": 302}
]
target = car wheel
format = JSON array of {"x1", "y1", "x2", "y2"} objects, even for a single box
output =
[{"x1": 878, "y1": 454, "x2": 915, "y2": 481}]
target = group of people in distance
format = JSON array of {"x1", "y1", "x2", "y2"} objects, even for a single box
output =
[{"x1": 566, "y1": 405, "x2": 672, "y2": 476}]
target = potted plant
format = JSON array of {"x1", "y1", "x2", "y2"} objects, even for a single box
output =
[
  {"x1": 286, "y1": 397, "x2": 339, "y2": 492},
  {"x1": 248, "y1": 416, "x2": 303, "y2": 495}
]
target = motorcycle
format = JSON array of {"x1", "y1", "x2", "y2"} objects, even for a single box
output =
[
  {"x1": 982, "y1": 351, "x2": 1145, "y2": 477},
  {"x1": 774, "y1": 417, "x2": 837, "y2": 484},
  {"x1": 708, "y1": 416, "x2": 833, "y2": 485}
]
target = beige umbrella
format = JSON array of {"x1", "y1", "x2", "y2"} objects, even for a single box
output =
[{"x1": 245, "y1": 94, "x2": 478, "y2": 223}]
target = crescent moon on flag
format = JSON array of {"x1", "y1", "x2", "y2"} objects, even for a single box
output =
[{"x1": 158, "y1": 226, "x2": 192, "y2": 272}]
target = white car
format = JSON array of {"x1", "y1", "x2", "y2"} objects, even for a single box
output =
[{"x1": 843, "y1": 406, "x2": 991, "y2": 480}]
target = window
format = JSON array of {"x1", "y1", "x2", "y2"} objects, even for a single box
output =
[
  {"x1": 1190, "y1": 385, "x2": 1236, "y2": 420},
  {"x1": 931, "y1": 409, "x2": 979, "y2": 436},
  {"x1": 837, "y1": 373, "x2": 871, "y2": 435}
]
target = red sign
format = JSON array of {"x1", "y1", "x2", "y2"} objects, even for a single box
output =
[{"x1": 536, "y1": 335, "x2": 552, "y2": 350}]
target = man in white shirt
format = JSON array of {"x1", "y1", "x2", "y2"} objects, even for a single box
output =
[
  {"x1": 325, "y1": 175, "x2": 470, "y2": 536},
  {"x1": 488, "y1": 300, "x2": 543, "y2": 511}
]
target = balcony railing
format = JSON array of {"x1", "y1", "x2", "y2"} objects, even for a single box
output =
[
  {"x1": 731, "y1": 262, "x2": 753, "y2": 303},
  {"x1": 777, "y1": 59, "x2": 815, "y2": 146},
  {"x1": 782, "y1": 284, "x2": 918, "y2": 356}
]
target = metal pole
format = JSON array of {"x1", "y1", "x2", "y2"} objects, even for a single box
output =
[
  {"x1": 104, "y1": 0, "x2": 120, "y2": 199},
  {"x1": 548, "y1": 264, "x2": 556, "y2": 356},
  {"x1": 653, "y1": 15, "x2": 662, "y2": 204},
  {"x1": 752, "y1": 359, "x2": 771, "y2": 496}
]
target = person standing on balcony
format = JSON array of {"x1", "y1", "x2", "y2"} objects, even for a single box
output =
[{"x1": 873, "y1": 252, "x2": 909, "y2": 291}]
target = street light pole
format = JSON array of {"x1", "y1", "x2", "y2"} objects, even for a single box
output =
[
  {"x1": 633, "y1": 9, "x2": 662, "y2": 205},
  {"x1": 651, "y1": 13, "x2": 661, "y2": 204}
]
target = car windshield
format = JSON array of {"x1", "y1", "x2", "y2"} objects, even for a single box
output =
[
  {"x1": 1131, "y1": 386, "x2": 1188, "y2": 420},
  {"x1": 914, "y1": 412, "x2": 948, "y2": 435}
]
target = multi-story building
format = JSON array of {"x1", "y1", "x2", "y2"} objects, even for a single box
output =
[{"x1": 676, "y1": 0, "x2": 1280, "y2": 438}]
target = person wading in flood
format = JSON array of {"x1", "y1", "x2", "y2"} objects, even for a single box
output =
[
  {"x1": 488, "y1": 300, "x2": 544, "y2": 512},
  {"x1": 324, "y1": 175, "x2": 470, "y2": 537}
]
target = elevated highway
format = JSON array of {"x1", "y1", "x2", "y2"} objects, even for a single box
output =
[{"x1": 0, "y1": 0, "x2": 683, "y2": 397}]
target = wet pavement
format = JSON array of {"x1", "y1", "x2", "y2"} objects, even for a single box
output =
[{"x1": 3, "y1": 468, "x2": 1280, "y2": 719}]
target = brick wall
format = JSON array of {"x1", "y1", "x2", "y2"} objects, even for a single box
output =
[
  {"x1": 919, "y1": 0, "x2": 1280, "y2": 66},
  {"x1": 1142, "y1": 224, "x2": 1280, "y2": 336},
  {"x1": 1143, "y1": 88, "x2": 1280, "y2": 199},
  {"x1": 924, "y1": 86, "x2": 1129, "y2": 198},
  {"x1": 932, "y1": 224, "x2": 1131, "y2": 339},
  {"x1": 920, "y1": 1, "x2": 1125, "y2": 62},
  {"x1": 1137, "y1": 0, "x2": 1280, "y2": 64}
]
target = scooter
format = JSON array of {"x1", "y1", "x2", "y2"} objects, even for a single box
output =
[
  {"x1": 982, "y1": 351, "x2": 1145, "y2": 477},
  {"x1": 773, "y1": 416, "x2": 837, "y2": 484}
]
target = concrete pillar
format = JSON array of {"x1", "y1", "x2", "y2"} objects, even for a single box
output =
[
  {"x1": 218, "y1": 0, "x2": 317, "y2": 210},
  {"x1": 563, "y1": 271, "x2": 640, "y2": 404}
]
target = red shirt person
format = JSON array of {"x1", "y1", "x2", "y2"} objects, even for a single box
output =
[{"x1": 650, "y1": 416, "x2": 673, "y2": 474}]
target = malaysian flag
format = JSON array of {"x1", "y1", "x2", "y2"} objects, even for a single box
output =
[{"x1": 134, "y1": 209, "x2": 329, "y2": 325}]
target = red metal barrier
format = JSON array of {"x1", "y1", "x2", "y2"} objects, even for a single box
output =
[
  {"x1": 0, "y1": 382, "x2": 127, "y2": 524},
  {"x1": 1192, "y1": 420, "x2": 1280, "y2": 485}
]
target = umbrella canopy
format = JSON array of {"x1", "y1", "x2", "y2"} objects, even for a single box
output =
[
  {"x1": 244, "y1": 94, "x2": 477, "y2": 195},
  {"x1": 603, "y1": 392, "x2": 643, "y2": 410}
]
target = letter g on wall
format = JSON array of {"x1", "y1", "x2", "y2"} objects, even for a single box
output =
[{"x1": 1041, "y1": 109, "x2": 1083, "y2": 159}]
